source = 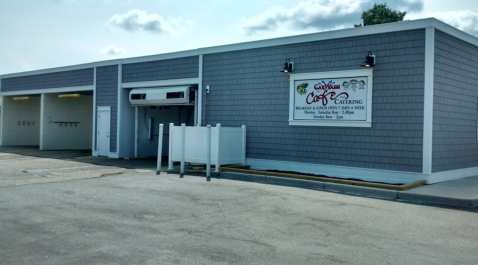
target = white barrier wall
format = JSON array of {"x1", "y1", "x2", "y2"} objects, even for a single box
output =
[
  {"x1": 1, "y1": 96, "x2": 41, "y2": 146},
  {"x1": 41, "y1": 94, "x2": 93, "y2": 150},
  {"x1": 168, "y1": 124, "x2": 246, "y2": 171}
]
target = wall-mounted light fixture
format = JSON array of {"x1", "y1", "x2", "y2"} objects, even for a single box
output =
[
  {"x1": 280, "y1": 59, "x2": 294, "y2": 73},
  {"x1": 361, "y1": 51, "x2": 376, "y2": 67},
  {"x1": 58, "y1": 93, "x2": 81, "y2": 98},
  {"x1": 13, "y1": 96, "x2": 30, "y2": 100}
]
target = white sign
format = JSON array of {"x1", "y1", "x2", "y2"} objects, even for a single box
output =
[{"x1": 294, "y1": 77, "x2": 368, "y2": 121}]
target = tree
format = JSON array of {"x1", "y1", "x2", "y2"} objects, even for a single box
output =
[{"x1": 354, "y1": 3, "x2": 406, "y2": 27}]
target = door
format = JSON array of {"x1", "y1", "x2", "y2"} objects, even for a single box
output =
[{"x1": 97, "y1": 107, "x2": 110, "y2": 157}]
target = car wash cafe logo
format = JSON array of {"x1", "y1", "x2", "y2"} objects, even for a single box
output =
[{"x1": 294, "y1": 77, "x2": 368, "y2": 121}]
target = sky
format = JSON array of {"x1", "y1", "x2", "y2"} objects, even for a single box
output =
[{"x1": 1, "y1": 0, "x2": 478, "y2": 75}]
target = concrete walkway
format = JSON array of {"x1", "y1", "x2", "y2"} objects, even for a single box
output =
[
  {"x1": 1, "y1": 146, "x2": 477, "y2": 208},
  {"x1": 219, "y1": 173, "x2": 478, "y2": 208},
  {"x1": 399, "y1": 176, "x2": 478, "y2": 208}
]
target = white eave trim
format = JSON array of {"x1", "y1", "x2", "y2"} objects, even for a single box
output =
[
  {"x1": 1, "y1": 60, "x2": 120, "y2": 79},
  {"x1": 2, "y1": 18, "x2": 478, "y2": 79},
  {"x1": 0, "y1": 85, "x2": 94, "y2": 96}
]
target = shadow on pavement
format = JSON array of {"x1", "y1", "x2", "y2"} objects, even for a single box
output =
[{"x1": 0, "y1": 146, "x2": 158, "y2": 170}]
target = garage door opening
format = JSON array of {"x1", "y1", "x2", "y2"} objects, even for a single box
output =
[
  {"x1": 41, "y1": 92, "x2": 93, "y2": 150},
  {"x1": 1, "y1": 95, "x2": 41, "y2": 147},
  {"x1": 136, "y1": 105, "x2": 195, "y2": 158},
  {"x1": 131, "y1": 86, "x2": 197, "y2": 158}
]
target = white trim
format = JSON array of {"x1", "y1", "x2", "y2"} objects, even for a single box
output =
[
  {"x1": 198, "y1": 55, "x2": 203, "y2": 126},
  {"x1": 0, "y1": 85, "x2": 94, "y2": 96},
  {"x1": 121, "y1": 78, "x2": 199, "y2": 89},
  {"x1": 117, "y1": 63, "x2": 122, "y2": 157},
  {"x1": 134, "y1": 106, "x2": 138, "y2": 158},
  {"x1": 1, "y1": 60, "x2": 120, "y2": 79},
  {"x1": 108, "y1": 152, "x2": 120, "y2": 159},
  {"x1": 39, "y1": 94, "x2": 45, "y2": 150},
  {"x1": 247, "y1": 158, "x2": 425, "y2": 184},
  {"x1": 5, "y1": 18, "x2": 478, "y2": 79},
  {"x1": 429, "y1": 18, "x2": 478, "y2": 47},
  {"x1": 423, "y1": 28, "x2": 435, "y2": 174},
  {"x1": 429, "y1": 166, "x2": 478, "y2": 184},
  {"x1": 119, "y1": 18, "x2": 476, "y2": 65},
  {"x1": 194, "y1": 89, "x2": 198, "y2": 126},
  {"x1": 289, "y1": 69, "x2": 373, "y2": 127},
  {"x1": 92, "y1": 67, "x2": 97, "y2": 153},
  {"x1": 97, "y1": 106, "x2": 111, "y2": 111},
  {"x1": 121, "y1": 50, "x2": 200, "y2": 65}
]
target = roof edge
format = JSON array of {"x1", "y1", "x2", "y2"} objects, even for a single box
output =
[{"x1": 2, "y1": 18, "x2": 477, "y2": 79}]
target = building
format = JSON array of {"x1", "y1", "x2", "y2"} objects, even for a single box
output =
[
  {"x1": 1, "y1": 18, "x2": 477, "y2": 184},
  {"x1": 0, "y1": 97, "x2": 2, "y2": 143}
]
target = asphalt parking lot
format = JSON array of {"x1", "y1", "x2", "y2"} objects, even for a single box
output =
[{"x1": 1, "y1": 149, "x2": 478, "y2": 265}]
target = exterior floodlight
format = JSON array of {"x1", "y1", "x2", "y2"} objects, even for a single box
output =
[
  {"x1": 280, "y1": 59, "x2": 294, "y2": 73},
  {"x1": 361, "y1": 51, "x2": 376, "y2": 67},
  {"x1": 58, "y1": 93, "x2": 81, "y2": 98}
]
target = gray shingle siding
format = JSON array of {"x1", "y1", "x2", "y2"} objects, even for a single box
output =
[
  {"x1": 1, "y1": 68, "x2": 93, "y2": 92},
  {"x1": 202, "y1": 29, "x2": 425, "y2": 173},
  {"x1": 432, "y1": 31, "x2": 478, "y2": 172},
  {"x1": 96, "y1": 65, "x2": 118, "y2": 153},
  {"x1": 122, "y1": 56, "x2": 199, "y2": 83}
]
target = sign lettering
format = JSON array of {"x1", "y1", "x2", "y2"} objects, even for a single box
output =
[{"x1": 294, "y1": 77, "x2": 368, "y2": 121}]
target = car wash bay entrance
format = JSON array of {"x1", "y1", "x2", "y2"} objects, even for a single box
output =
[
  {"x1": 1, "y1": 92, "x2": 93, "y2": 151},
  {"x1": 129, "y1": 86, "x2": 197, "y2": 158}
]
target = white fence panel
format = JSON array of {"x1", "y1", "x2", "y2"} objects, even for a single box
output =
[
  {"x1": 170, "y1": 126, "x2": 208, "y2": 162},
  {"x1": 218, "y1": 127, "x2": 246, "y2": 165},
  {"x1": 166, "y1": 123, "x2": 246, "y2": 177}
]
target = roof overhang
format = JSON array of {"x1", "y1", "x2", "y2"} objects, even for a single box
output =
[{"x1": 1, "y1": 18, "x2": 476, "y2": 80}]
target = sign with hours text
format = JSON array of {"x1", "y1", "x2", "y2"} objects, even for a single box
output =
[{"x1": 294, "y1": 77, "x2": 368, "y2": 121}]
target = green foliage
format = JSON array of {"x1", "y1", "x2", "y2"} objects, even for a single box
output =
[{"x1": 354, "y1": 3, "x2": 406, "y2": 27}]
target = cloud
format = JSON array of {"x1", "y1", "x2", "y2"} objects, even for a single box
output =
[
  {"x1": 108, "y1": 9, "x2": 192, "y2": 35},
  {"x1": 388, "y1": 0, "x2": 423, "y2": 13},
  {"x1": 241, "y1": 0, "x2": 424, "y2": 35},
  {"x1": 431, "y1": 11, "x2": 478, "y2": 36},
  {"x1": 100, "y1": 44, "x2": 124, "y2": 56}
]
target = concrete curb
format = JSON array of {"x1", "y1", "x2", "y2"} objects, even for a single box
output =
[
  {"x1": 397, "y1": 192, "x2": 478, "y2": 208},
  {"x1": 220, "y1": 172, "x2": 477, "y2": 208},
  {"x1": 221, "y1": 172, "x2": 266, "y2": 183},
  {"x1": 221, "y1": 172, "x2": 396, "y2": 200},
  {"x1": 265, "y1": 175, "x2": 325, "y2": 190},
  {"x1": 324, "y1": 182, "x2": 398, "y2": 200},
  {"x1": 221, "y1": 167, "x2": 425, "y2": 191}
]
